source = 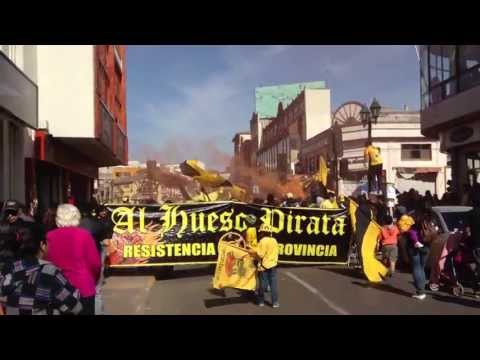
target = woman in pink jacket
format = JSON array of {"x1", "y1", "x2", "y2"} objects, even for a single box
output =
[{"x1": 46, "y1": 204, "x2": 101, "y2": 315}]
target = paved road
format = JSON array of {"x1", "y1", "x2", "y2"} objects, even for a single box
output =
[{"x1": 103, "y1": 265, "x2": 480, "y2": 315}]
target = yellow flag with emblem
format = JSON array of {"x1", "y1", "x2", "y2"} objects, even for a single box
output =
[{"x1": 213, "y1": 241, "x2": 257, "y2": 291}]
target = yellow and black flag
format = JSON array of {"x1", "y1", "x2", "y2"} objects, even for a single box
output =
[{"x1": 348, "y1": 199, "x2": 388, "y2": 283}]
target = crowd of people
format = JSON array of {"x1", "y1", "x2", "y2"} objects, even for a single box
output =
[
  {"x1": 251, "y1": 181, "x2": 480, "y2": 301},
  {"x1": 2, "y1": 179, "x2": 480, "y2": 314},
  {"x1": 253, "y1": 188, "x2": 346, "y2": 210},
  {"x1": 0, "y1": 200, "x2": 112, "y2": 315},
  {"x1": 374, "y1": 184, "x2": 480, "y2": 300}
]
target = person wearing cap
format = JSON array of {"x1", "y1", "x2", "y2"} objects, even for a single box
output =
[
  {"x1": 0, "y1": 200, "x2": 40, "y2": 272},
  {"x1": 320, "y1": 192, "x2": 339, "y2": 209},
  {"x1": 396, "y1": 206, "x2": 415, "y2": 269},
  {"x1": 247, "y1": 223, "x2": 279, "y2": 308}
]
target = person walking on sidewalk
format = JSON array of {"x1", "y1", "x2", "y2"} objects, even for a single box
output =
[
  {"x1": 0, "y1": 227, "x2": 83, "y2": 315},
  {"x1": 46, "y1": 204, "x2": 101, "y2": 315},
  {"x1": 248, "y1": 224, "x2": 279, "y2": 308}
]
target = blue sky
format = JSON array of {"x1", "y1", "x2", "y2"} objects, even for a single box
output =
[{"x1": 127, "y1": 45, "x2": 420, "y2": 170}]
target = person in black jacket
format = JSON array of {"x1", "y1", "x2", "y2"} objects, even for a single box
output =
[
  {"x1": 78, "y1": 203, "x2": 106, "y2": 254},
  {"x1": 0, "y1": 200, "x2": 41, "y2": 272}
]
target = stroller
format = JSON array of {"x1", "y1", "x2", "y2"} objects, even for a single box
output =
[{"x1": 433, "y1": 236, "x2": 477, "y2": 297}]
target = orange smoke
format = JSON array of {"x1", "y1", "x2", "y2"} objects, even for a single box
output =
[{"x1": 232, "y1": 163, "x2": 306, "y2": 200}]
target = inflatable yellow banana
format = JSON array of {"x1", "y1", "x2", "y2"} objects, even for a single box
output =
[
  {"x1": 180, "y1": 160, "x2": 232, "y2": 188},
  {"x1": 349, "y1": 200, "x2": 388, "y2": 283}
]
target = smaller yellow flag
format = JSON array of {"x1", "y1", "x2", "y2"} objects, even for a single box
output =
[{"x1": 213, "y1": 241, "x2": 257, "y2": 291}]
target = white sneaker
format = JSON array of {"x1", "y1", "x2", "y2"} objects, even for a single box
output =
[
  {"x1": 272, "y1": 303, "x2": 280, "y2": 308},
  {"x1": 412, "y1": 293, "x2": 427, "y2": 300}
]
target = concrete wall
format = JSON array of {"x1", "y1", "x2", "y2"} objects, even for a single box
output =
[
  {"x1": 374, "y1": 140, "x2": 446, "y2": 184},
  {"x1": 36, "y1": 45, "x2": 95, "y2": 137},
  {"x1": 304, "y1": 89, "x2": 331, "y2": 140}
]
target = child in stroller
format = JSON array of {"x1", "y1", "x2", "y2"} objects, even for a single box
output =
[{"x1": 430, "y1": 233, "x2": 477, "y2": 297}]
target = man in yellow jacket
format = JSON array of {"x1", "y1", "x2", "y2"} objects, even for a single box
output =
[
  {"x1": 248, "y1": 224, "x2": 279, "y2": 308},
  {"x1": 320, "y1": 192, "x2": 339, "y2": 209},
  {"x1": 364, "y1": 141, "x2": 384, "y2": 194}
]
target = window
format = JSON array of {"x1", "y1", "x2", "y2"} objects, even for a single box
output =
[
  {"x1": 459, "y1": 45, "x2": 480, "y2": 92},
  {"x1": 401, "y1": 144, "x2": 432, "y2": 161},
  {"x1": 428, "y1": 45, "x2": 457, "y2": 104},
  {"x1": 429, "y1": 45, "x2": 456, "y2": 83},
  {"x1": 459, "y1": 46, "x2": 480, "y2": 71},
  {"x1": 420, "y1": 46, "x2": 429, "y2": 110},
  {"x1": 420, "y1": 46, "x2": 480, "y2": 110}
]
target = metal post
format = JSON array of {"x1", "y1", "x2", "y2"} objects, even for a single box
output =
[
  {"x1": 368, "y1": 119, "x2": 372, "y2": 144},
  {"x1": 367, "y1": 119, "x2": 372, "y2": 194}
]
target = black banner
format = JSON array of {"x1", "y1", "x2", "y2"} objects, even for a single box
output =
[{"x1": 105, "y1": 202, "x2": 351, "y2": 267}]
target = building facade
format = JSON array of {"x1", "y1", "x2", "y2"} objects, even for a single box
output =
[
  {"x1": 0, "y1": 46, "x2": 38, "y2": 204},
  {"x1": 231, "y1": 132, "x2": 252, "y2": 184},
  {"x1": 250, "y1": 81, "x2": 329, "y2": 171},
  {"x1": 97, "y1": 161, "x2": 185, "y2": 204},
  {"x1": 23, "y1": 45, "x2": 128, "y2": 213},
  {"x1": 419, "y1": 45, "x2": 480, "y2": 197},
  {"x1": 257, "y1": 88, "x2": 331, "y2": 175},
  {"x1": 299, "y1": 101, "x2": 448, "y2": 196}
]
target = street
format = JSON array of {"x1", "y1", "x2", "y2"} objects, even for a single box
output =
[{"x1": 103, "y1": 265, "x2": 480, "y2": 315}]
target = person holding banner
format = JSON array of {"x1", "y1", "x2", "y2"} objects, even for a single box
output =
[
  {"x1": 247, "y1": 224, "x2": 279, "y2": 308},
  {"x1": 320, "y1": 192, "x2": 339, "y2": 210}
]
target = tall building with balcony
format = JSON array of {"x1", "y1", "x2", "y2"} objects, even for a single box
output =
[
  {"x1": 419, "y1": 45, "x2": 480, "y2": 197},
  {"x1": 7, "y1": 45, "x2": 129, "y2": 212}
]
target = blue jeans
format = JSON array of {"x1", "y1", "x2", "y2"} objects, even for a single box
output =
[
  {"x1": 257, "y1": 267, "x2": 278, "y2": 305},
  {"x1": 407, "y1": 245, "x2": 429, "y2": 294}
]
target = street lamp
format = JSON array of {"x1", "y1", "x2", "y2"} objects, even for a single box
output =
[
  {"x1": 360, "y1": 98, "x2": 382, "y2": 194},
  {"x1": 360, "y1": 98, "x2": 382, "y2": 144}
]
